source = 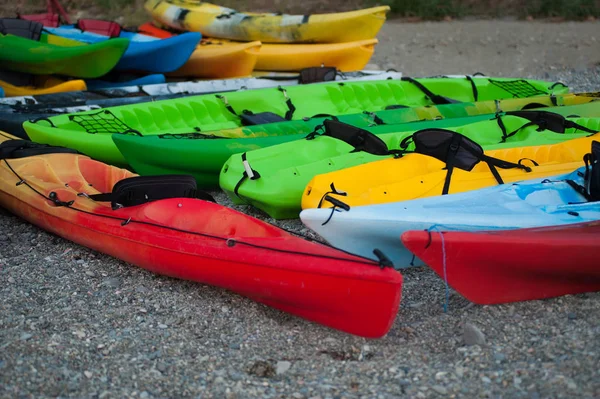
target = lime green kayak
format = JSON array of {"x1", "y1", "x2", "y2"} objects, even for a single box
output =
[
  {"x1": 0, "y1": 33, "x2": 129, "y2": 78},
  {"x1": 113, "y1": 94, "x2": 599, "y2": 188},
  {"x1": 219, "y1": 107, "x2": 600, "y2": 219},
  {"x1": 24, "y1": 76, "x2": 568, "y2": 166}
]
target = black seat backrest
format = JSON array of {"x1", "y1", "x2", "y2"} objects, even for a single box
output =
[{"x1": 0, "y1": 18, "x2": 43, "y2": 40}]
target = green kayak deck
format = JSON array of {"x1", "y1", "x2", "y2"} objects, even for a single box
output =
[
  {"x1": 219, "y1": 107, "x2": 600, "y2": 219},
  {"x1": 112, "y1": 94, "x2": 599, "y2": 189},
  {"x1": 25, "y1": 76, "x2": 568, "y2": 166}
]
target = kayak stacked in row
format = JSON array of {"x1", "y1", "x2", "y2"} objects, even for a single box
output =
[
  {"x1": 0, "y1": 17, "x2": 200, "y2": 96},
  {"x1": 141, "y1": 0, "x2": 389, "y2": 75},
  {"x1": 2, "y1": 0, "x2": 391, "y2": 98},
  {"x1": 2, "y1": 17, "x2": 599, "y2": 337}
]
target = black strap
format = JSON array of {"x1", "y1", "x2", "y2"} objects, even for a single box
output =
[
  {"x1": 498, "y1": 110, "x2": 599, "y2": 142},
  {"x1": 278, "y1": 86, "x2": 296, "y2": 120},
  {"x1": 363, "y1": 111, "x2": 386, "y2": 125},
  {"x1": 465, "y1": 75, "x2": 479, "y2": 102},
  {"x1": 233, "y1": 152, "x2": 261, "y2": 199},
  {"x1": 317, "y1": 182, "x2": 348, "y2": 208},
  {"x1": 401, "y1": 77, "x2": 461, "y2": 105},
  {"x1": 216, "y1": 86, "x2": 296, "y2": 122},
  {"x1": 85, "y1": 175, "x2": 214, "y2": 210},
  {"x1": 0, "y1": 140, "x2": 78, "y2": 159},
  {"x1": 316, "y1": 120, "x2": 406, "y2": 157}
]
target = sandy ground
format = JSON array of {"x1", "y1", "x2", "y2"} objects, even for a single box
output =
[
  {"x1": 370, "y1": 20, "x2": 600, "y2": 77},
  {"x1": 1, "y1": 20, "x2": 600, "y2": 399}
]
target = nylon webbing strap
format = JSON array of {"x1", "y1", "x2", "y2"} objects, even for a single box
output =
[
  {"x1": 401, "y1": 77, "x2": 460, "y2": 105},
  {"x1": 233, "y1": 152, "x2": 261, "y2": 198}
]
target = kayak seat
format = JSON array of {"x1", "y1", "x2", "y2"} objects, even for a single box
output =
[
  {"x1": 0, "y1": 18, "x2": 43, "y2": 40},
  {"x1": 75, "y1": 19, "x2": 122, "y2": 37},
  {"x1": 85, "y1": 174, "x2": 215, "y2": 209}
]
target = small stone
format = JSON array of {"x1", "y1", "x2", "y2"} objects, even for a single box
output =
[
  {"x1": 85, "y1": 271, "x2": 96, "y2": 277},
  {"x1": 214, "y1": 376, "x2": 225, "y2": 384},
  {"x1": 567, "y1": 312, "x2": 577, "y2": 320},
  {"x1": 158, "y1": 324, "x2": 168, "y2": 329},
  {"x1": 136, "y1": 286, "x2": 149, "y2": 293},
  {"x1": 276, "y1": 361, "x2": 291, "y2": 375},
  {"x1": 8, "y1": 277, "x2": 15, "y2": 284},
  {"x1": 20, "y1": 333, "x2": 33, "y2": 341},
  {"x1": 567, "y1": 380, "x2": 577, "y2": 390},
  {"x1": 84, "y1": 371, "x2": 93, "y2": 379},
  {"x1": 493, "y1": 352, "x2": 506, "y2": 362},
  {"x1": 292, "y1": 393, "x2": 303, "y2": 399},
  {"x1": 103, "y1": 277, "x2": 120, "y2": 288},
  {"x1": 248, "y1": 360, "x2": 275, "y2": 378},
  {"x1": 455, "y1": 366, "x2": 465, "y2": 378},
  {"x1": 0, "y1": 234, "x2": 8, "y2": 241},
  {"x1": 221, "y1": 306, "x2": 229, "y2": 313},
  {"x1": 229, "y1": 342, "x2": 241, "y2": 350},
  {"x1": 73, "y1": 330, "x2": 86, "y2": 339},
  {"x1": 362, "y1": 345, "x2": 371, "y2": 352},
  {"x1": 140, "y1": 392, "x2": 150, "y2": 399},
  {"x1": 463, "y1": 322, "x2": 486, "y2": 346},
  {"x1": 435, "y1": 372, "x2": 448, "y2": 380},
  {"x1": 431, "y1": 385, "x2": 447, "y2": 395},
  {"x1": 482, "y1": 376, "x2": 492, "y2": 384},
  {"x1": 157, "y1": 363, "x2": 167, "y2": 373}
]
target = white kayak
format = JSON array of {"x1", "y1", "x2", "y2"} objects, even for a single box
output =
[{"x1": 0, "y1": 70, "x2": 402, "y2": 106}]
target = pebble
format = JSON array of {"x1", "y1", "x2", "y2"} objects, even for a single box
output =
[
  {"x1": 463, "y1": 322, "x2": 486, "y2": 346},
  {"x1": 276, "y1": 361, "x2": 291, "y2": 375},
  {"x1": 431, "y1": 385, "x2": 448, "y2": 395},
  {"x1": 85, "y1": 270, "x2": 96, "y2": 277},
  {"x1": 158, "y1": 324, "x2": 168, "y2": 329},
  {"x1": 84, "y1": 371, "x2": 93, "y2": 379},
  {"x1": 102, "y1": 277, "x2": 120, "y2": 288},
  {"x1": 8, "y1": 277, "x2": 15, "y2": 284},
  {"x1": 20, "y1": 333, "x2": 33, "y2": 341}
]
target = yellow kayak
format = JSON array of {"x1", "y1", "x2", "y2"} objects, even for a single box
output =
[
  {"x1": 167, "y1": 39, "x2": 261, "y2": 78},
  {"x1": 0, "y1": 76, "x2": 87, "y2": 97},
  {"x1": 302, "y1": 134, "x2": 598, "y2": 209},
  {"x1": 255, "y1": 39, "x2": 378, "y2": 72},
  {"x1": 145, "y1": 0, "x2": 390, "y2": 43}
]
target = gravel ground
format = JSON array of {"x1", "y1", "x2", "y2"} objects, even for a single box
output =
[{"x1": 2, "y1": 20, "x2": 600, "y2": 399}]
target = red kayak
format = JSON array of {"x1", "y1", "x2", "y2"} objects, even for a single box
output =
[
  {"x1": 0, "y1": 133, "x2": 402, "y2": 338},
  {"x1": 401, "y1": 222, "x2": 600, "y2": 305}
]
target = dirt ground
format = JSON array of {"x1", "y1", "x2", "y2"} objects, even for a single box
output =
[{"x1": 370, "y1": 20, "x2": 600, "y2": 77}]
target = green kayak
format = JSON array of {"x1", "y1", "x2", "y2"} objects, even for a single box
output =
[
  {"x1": 219, "y1": 107, "x2": 600, "y2": 219},
  {"x1": 0, "y1": 33, "x2": 129, "y2": 78},
  {"x1": 112, "y1": 94, "x2": 599, "y2": 189},
  {"x1": 24, "y1": 76, "x2": 567, "y2": 166}
]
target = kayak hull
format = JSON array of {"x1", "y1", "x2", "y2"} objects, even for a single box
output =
[
  {"x1": 145, "y1": 0, "x2": 390, "y2": 43},
  {"x1": 0, "y1": 132, "x2": 402, "y2": 338},
  {"x1": 300, "y1": 167, "x2": 600, "y2": 268},
  {"x1": 401, "y1": 223, "x2": 600, "y2": 304},
  {"x1": 0, "y1": 33, "x2": 129, "y2": 78}
]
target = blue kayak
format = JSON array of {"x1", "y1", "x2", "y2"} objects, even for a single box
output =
[
  {"x1": 0, "y1": 87, "x2": 4, "y2": 98},
  {"x1": 300, "y1": 161, "x2": 600, "y2": 268},
  {"x1": 85, "y1": 73, "x2": 166, "y2": 90},
  {"x1": 45, "y1": 26, "x2": 201, "y2": 73}
]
